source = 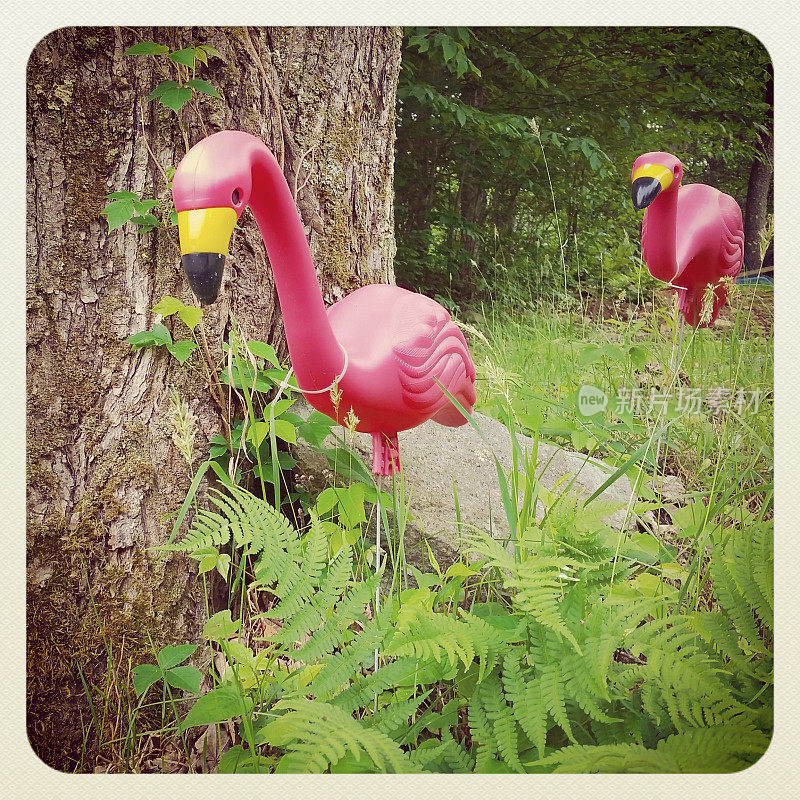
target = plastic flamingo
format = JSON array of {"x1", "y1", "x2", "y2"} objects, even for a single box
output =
[
  {"x1": 172, "y1": 130, "x2": 477, "y2": 478},
  {"x1": 631, "y1": 151, "x2": 743, "y2": 326}
]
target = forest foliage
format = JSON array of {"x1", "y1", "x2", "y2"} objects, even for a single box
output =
[{"x1": 394, "y1": 27, "x2": 772, "y2": 306}]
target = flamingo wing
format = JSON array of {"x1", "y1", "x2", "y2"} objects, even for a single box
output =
[
  {"x1": 391, "y1": 295, "x2": 476, "y2": 425},
  {"x1": 718, "y1": 193, "x2": 744, "y2": 278}
]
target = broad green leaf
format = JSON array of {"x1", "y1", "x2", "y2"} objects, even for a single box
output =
[
  {"x1": 444, "y1": 561, "x2": 478, "y2": 579},
  {"x1": 159, "y1": 87, "x2": 193, "y2": 113},
  {"x1": 167, "y1": 340, "x2": 198, "y2": 364},
  {"x1": 271, "y1": 418, "x2": 297, "y2": 445},
  {"x1": 178, "y1": 305, "x2": 203, "y2": 330},
  {"x1": 133, "y1": 199, "x2": 159, "y2": 214},
  {"x1": 146, "y1": 80, "x2": 178, "y2": 102},
  {"x1": 131, "y1": 214, "x2": 160, "y2": 229},
  {"x1": 165, "y1": 665, "x2": 202, "y2": 694},
  {"x1": 157, "y1": 643, "x2": 198, "y2": 670},
  {"x1": 152, "y1": 296, "x2": 184, "y2": 317},
  {"x1": 169, "y1": 48, "x2": 196, "y2": 67},
  {"x1": 270, "y1": 397, "x2": 296, "y2": 418},
  {"x1": 315, "y1": 487, "x2": 340, "y2": 516},
  {"x1": 337, "y1": 483, "x2": 366, "y2": 526},
  {"x1": 187, "y1": 78, "x2": 221, "y2": 98},
  {"x1": 246, "y1": 420, "x2": 270, "y2": 448},
  {"x1": 199, "y1": 554, "x2": 218, "y2": 575},
  {"x1": 197, "y1": 44, "x2": 222, "y2": 59},
  {"x1": 203, "y1": 610, "x2": 240, "y2": 642},
  {"x1": 102, "y1": 199, "x2": 135, "y2": 231},
  {"x1": 247, "y1": 340, "x2": 280, "y2": 366},
  {"x1": 105, "y1": 190, "x2": 139, "y2": 200},
  {"x1": 440, "y1": 36, "x2": 457, "y2": 62},
  {"x1": 125, "y1": 323, "x2": 172, "y2": 350},
  {"x1": 132, "y1": 663, "x2": 161, "y2": 696},
  {"x1": 124, "y1": 42, "x2": 169, "y2": 56},
  {"x1": 179, "y1": 682, "x2": 252, "y2": 731}
]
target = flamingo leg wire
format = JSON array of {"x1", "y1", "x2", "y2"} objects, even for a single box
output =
[{"x1": 373, "y1": 475, "x2": 382, "y2": 711}]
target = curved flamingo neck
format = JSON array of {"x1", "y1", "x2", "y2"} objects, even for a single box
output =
[
  {"x1": 644, "y1": 186, "x2": 680, "y2": 282},
  {"x1": 246, "y1": 143, "x2": 344, "y2": 392}
]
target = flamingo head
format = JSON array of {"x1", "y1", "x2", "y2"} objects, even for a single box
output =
[
  {"x1": 172, "y1": 131, "x2": 258, "y2": 304},
  {"x1": 631, "y1": 152, "x2": 683, "y2": 211}
]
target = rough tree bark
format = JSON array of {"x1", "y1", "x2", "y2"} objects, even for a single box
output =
[
  {"x1": 26, "y1": 25, "x2": 401, "y2": 770},
  {"x1": 743, "y1": 63, "x2": 773, "y2": 272}
]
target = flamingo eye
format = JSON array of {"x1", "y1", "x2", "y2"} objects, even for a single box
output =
[{"x1": 231, "y1": 189, "x2": 241, "y2": 205}]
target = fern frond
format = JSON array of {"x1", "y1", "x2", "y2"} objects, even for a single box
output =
[
  {"x1": 480, "y1": 673, "x2": 524, "y2": 772},
  {"x1": 331, "y1": 658, "x2": 419, "y2": 714},
  {"x1": 385, "y1": 609, "x2": 476, "y2": 672},
  {"x1": 368, "y1": 690, "x2": 431, "y2": 736},
  {"x1": 540, "y1": 662, "x2": 576, "y2": 743},
  {"x1": 310, "y1": 600, "x2": 394, "y2": 698},
  {"x1": 294, "y1": 573, "x2": 378, "y2": 663},
  {"x1": 532, "y1": 723, "x2": 770, "y2": 773},
  {"x1": 257, "y1": 699, "x2": 414, "y2": 773}
]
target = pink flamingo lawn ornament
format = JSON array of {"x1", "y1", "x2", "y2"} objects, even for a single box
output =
[
  {"x1": 172, "y1": 130, "x2": 476, "y2": 476},
  {"x1": 631, "y1": 151, "x2": 743, "y2": 327}
]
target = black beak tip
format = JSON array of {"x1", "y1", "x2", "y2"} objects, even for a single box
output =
[
  {"x1": 181, "y1": 253, "x2": 225, "y2": 305},
  {"x1": 631, "y1": 176, "x2": 662, "y2": 211}
]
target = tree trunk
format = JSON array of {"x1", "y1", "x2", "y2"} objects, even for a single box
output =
[
  {"x1": 26, "y1": 25, "x2": 401, "y2": 770},
  {"x1": 743, "y1": 64, "x2": 773, "y2": 272}
]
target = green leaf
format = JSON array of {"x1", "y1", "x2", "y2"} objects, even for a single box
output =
[
  {"x1": 152, "y1": 296, "x2": 184, "y2": 317},
  {"x1": 271, "y1": 418, "x2": 297, "y2": 445},
  {"x1": 179, "y1": 682, "x2": 252, "y2": 731},
  {"x1": 456, "y1": 107, "x2": 467, "y2": 126},
  {"x1": 167, "y1": 340, "x2": 198, "y2": 364},
  {"x1": 178, "y1": 305, "x2": 203, "y2": 330},
  {"x1": 441, "y1": 36, "x2": 457, "y2": 62},
  {"x1": 165, "y1": 665, "x2": 202, "y2": 694},
  {"x1": 197, "y1": 44, "x2": 222, "y2": 60},
  {"x1": 125, "y1": 323, "x2": 172, "y2": 350},
  {"x1": 146, "y1": 80, "x2": 178, "y2": 102},
  {"x1": 132, "y1": 663, "x2": 162, "y2": 696},
  {"x1": 102, "y1": 199, "x2": 135, "y2": 231},
  {"x1": 105, "y1": 190, "x2": 139, "y2": 200},
  {"x1": 131, "y1": 214, "x2": 160, "y2": 229},
  {"x1": 157, "y1": 644, "x2": 198, "y2": 670},
  {"x1": 133, "y1": 199, "x2": 159, "y2": 214},
  {"x1": 159, "y1": 87, "x2": 193, "y2": 113},
  {"x1": 246, "y1": 420, "x2": 270, "y2": 448},
  {"x1": 315, "y1": 487, "x2": 340, "y2": 516},
  {"x1": 124, "y1": 42, "x2": 169, "y2": 56},
  {"x1": 247, "y1": 340, "x2": 280, "y2": 367},
  {"x1": 203, "y1": 610, "x2": 240, "y2": 642},
  {"x1": 169, "y1": 48, "x2": 197, "y2": 67},
  {"x1": 187, "y1": 78, "x2": 221, "y2": 98}
]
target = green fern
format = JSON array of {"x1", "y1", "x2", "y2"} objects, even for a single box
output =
[
  {"x1": 530, "y1": 723, "x2": 771, "y2": 772},
  {"x1": 256, "y1": 699, "x2": 415, "y2": 773}
]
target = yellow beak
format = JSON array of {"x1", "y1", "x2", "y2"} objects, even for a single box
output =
[
  {"x1": 177, "y1": 208, "x2": 237, "y2": 305},
  {"x1": 631, "y1": 164, "x2": 674, "y2": 210},
  {"x1": 177, "y1": 207, "x2": 237, "y2": 255},
  {"x1": 631, "y1": 163, "x2": 674, "y2": 192}
]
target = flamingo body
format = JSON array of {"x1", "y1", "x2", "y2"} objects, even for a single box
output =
[
  {"x1": 172, "y1": 131, "x2": 476, "y2": 475},
  {"x1": 633, "y1": 152, "x2": 743, "y2": 326}
]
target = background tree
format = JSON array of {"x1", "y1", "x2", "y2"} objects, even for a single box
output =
[{"x1": 26, "y1": 25, "x2": 401, "y2": 769}]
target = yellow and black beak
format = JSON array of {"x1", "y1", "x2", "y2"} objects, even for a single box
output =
[
  {"x1": 631, "y1": 164, "x2": 674, "y2": 210},
  {"x1": 177, "y1": 207, "x2": 237, "y2": 305}
]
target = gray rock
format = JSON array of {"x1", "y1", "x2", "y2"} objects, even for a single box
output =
[{"x1": 292, "y1": 401, "x2": 644, "y2": 570}]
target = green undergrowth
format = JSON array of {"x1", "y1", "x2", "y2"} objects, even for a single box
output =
[{"x1": 86, "y1": 291, "x2": 773, "y2": 774}]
